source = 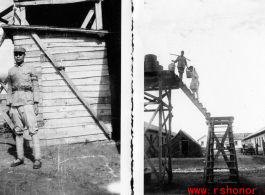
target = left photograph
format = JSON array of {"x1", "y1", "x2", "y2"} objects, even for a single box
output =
[{"x1": 0, "y1": 0, "x2": 121, "y2": 194}]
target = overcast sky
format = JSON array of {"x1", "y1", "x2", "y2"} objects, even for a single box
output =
[{"x1": 134, "y1": 0, "x2": 265, "y2": 140}]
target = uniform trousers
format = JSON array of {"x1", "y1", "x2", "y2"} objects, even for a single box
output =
[{"x1": 9, "y1": 105, "x2": 41, "y2": 160}]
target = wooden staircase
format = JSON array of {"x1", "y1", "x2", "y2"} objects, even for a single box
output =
[
  {"x1": 180, "y1": 82, "x2": 211, "y2": 118},
  {"x1": 204, "y1": 117, "x2": 240, "y2": 185}
]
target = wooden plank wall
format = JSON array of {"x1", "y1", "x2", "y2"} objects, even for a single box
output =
[{"x1": 13, "y1": 32, "x2": 112, "y2": 145}]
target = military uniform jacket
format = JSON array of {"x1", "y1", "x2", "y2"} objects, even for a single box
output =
[{"x1": 7, "y1": 63, "x2": 39, "y2": 106}]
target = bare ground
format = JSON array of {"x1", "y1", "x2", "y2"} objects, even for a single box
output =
[
  {"x1": 0, "y1": 134, "x2": 120, "y2": 195},
  {"x1": 145, "y1": 153, "x2": 265, "y2": 195}
]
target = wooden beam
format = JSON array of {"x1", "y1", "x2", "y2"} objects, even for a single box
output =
[
  {"x1": 162, "y1": 113, "x2": 169, "y2": 128},
  {"x1": 144, "y1": 97, "x2": 155, "y2": 102},
  {"x1": 144, "y1": 105, "x2": 160, "y2": 133},
  {"x1": 214, "y1": 132, "x2": 230, "y2": 167},
  {"x1": 145, "y1": 153, "x2": 159, "y2": 180},
  {"x1": 167, "y1": 88, "x2": 172, "y2": 183},
  {"x1": 15, "y1": 0, "x2": 98, "y2": 6},
  {"x1": 144, "y1": 91, "x2": 171, "y2": 109},
  {"x1": 0, "y1": 18, "x2": 8, "y2": 24},
  {"x1": 2, "y1": 25, "x2": 109, "y2": 36},
  {"x1": 94, "y1": 0, "x2": 103, "y2": 30},
  {"x1": 144, "y1": 109, "x2": 169, "y2": 112},
  {"x1": 144, "y1": 102, "x2": 159, "y2": 106},
  {"x1": 158, "y1": 78, "x2": 163, "y2": 184},
  {"x1": 145, "y1": 133, "x2": 158, "y2": 155},
  {"x1": 0, "y1": 32, "x2": 6, "y2": 48},
  {"x1": 0, "y1": 109, "x2": 15, "y2": 131},
  {"x1": 214, "y1": 127, "x2": 229, "y2": 161},
  {"x1": 81, "y1": 8, "x2": 95, "y2": 29},
  {"x1": 0, "y1": 79, "x2": 7, "y2": 92},
  {"x1": 0, "y1": 5, "x2": 14, "y2": 18},
  {"x1": 16, "y1": 15, "x2": 111, "y2": 140}
]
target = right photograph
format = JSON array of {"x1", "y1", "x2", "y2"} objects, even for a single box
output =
[{"x1": 135, "y1": 0, "x2": 265, "y2": 194}]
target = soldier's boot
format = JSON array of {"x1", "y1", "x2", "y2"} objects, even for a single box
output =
[
  {"x1": 32, "y1": 134, "x2": 42, "y2": 169},
  {"x1": 11, "y1": 135, "x2": 24, "y2": 167}
]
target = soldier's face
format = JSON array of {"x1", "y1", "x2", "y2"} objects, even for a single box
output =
[{"x1": 14, "y1": 52, "x2": 25, "y2": 64}]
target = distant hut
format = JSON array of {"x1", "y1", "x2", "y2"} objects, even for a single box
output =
[
  {"x1": 0, "y1": 0, "x2": 121, "y2": 145},
  {"x1": 170, "y1": 130, "x2": 203, "y2": 157}
]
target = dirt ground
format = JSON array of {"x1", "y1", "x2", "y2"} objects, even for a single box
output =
[
  {"x1": 0, "y1": 133, "x2": 120, "y2": 195},
  {"x1": 145, "y1": 153, "x2": 265, "y2": 195}
]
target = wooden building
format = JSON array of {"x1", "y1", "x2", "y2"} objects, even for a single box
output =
[
  {"x1": 242, "y1": 127, "x2": 265, "y2": 154},
  {"x1": 0, "y1": 0, "x2": 121, "y2": 145},
  {"x1": 170, "y1": 130, "x2": 203, "y2": 157},
  {"x1": 198, "y1": 133, "x2": 251, "y2": 151}
]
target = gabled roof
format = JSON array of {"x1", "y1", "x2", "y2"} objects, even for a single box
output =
[
  {"x1": 144, "y1": 122, "x2": 177, "y2": 136},
  {"x1": 243, "y1": 127, "x2": 265, "y2": 141},
  {"x1": 172, "y1": 129, "x2": 202, "y2": 148}
]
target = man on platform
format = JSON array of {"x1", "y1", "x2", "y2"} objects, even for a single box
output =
[
  {"x1": 6, "y1": 46, "x2": 42, "y2": 169},
  {"x1": 173, "y1": 50, "x2": 188, "y2": 80}
]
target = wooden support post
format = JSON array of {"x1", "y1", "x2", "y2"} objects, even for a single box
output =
[
  {"x1": 158, "y1": 78, "x2": 163, "y2": 185},
  {"x1": 205, "y1": 119, "x2": 212, "y2": 183},
  {"x1": 167, "y1": 88, "x2": 173, "y2": 183},
  {"x1": 81, "y1": 8, "x2": 95, "y2": 29},
  {"x1": 95, "y1": 0, "x2": 103, "y2": 30},
  {"x1": 16, "y1": 14, "x2": 111, "y2": 140},
  {"x1": 262, "y1": 140, "x2": 265, "y2": 155},
  {"x1": 210, "y1": 122, "x2": 214, "y2": 183}
]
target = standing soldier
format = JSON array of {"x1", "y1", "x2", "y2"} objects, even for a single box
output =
[
  {"x1": 173, "y1": 50, "x2": 188, "y2": 80},
  {"x1": 6, "y1": 46, "x2": 42, "y2": 169}
]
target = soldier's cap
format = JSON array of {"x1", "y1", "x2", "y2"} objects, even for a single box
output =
[{"x1": 14, "y1": 46, "x2": 26, "y2": 53}]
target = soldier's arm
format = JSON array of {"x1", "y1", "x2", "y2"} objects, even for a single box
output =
[
  {"x1": 31, "y1": 66, "x2": 39, "y2": 104},
  {"x1": 6, "y1": 73, "x2": 12, "y2": 112}
]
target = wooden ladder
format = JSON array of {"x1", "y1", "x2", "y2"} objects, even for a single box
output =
[
  {"x1": 204, "y1": 117, "x2": 240, "y2": 185},
  {"x1": 180, "y1": 82, "x2": 211, "y2": 118}
]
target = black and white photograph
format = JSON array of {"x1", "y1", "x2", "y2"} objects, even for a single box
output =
[
  {"x1": 0, "y1": 0, "x2": 122, "y2": 194},
  {"x1": 134, "y1": 0, "x2": 265, "y2": 194}
]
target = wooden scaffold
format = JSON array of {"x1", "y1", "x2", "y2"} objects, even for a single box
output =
[{"x1": 144, "y1": 71, "x2": 181, "y2": 186}]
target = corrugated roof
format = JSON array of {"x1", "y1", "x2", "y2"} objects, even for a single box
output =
[{"x1": 243, "y1": 127, "x2": 265, "y2": 141}]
